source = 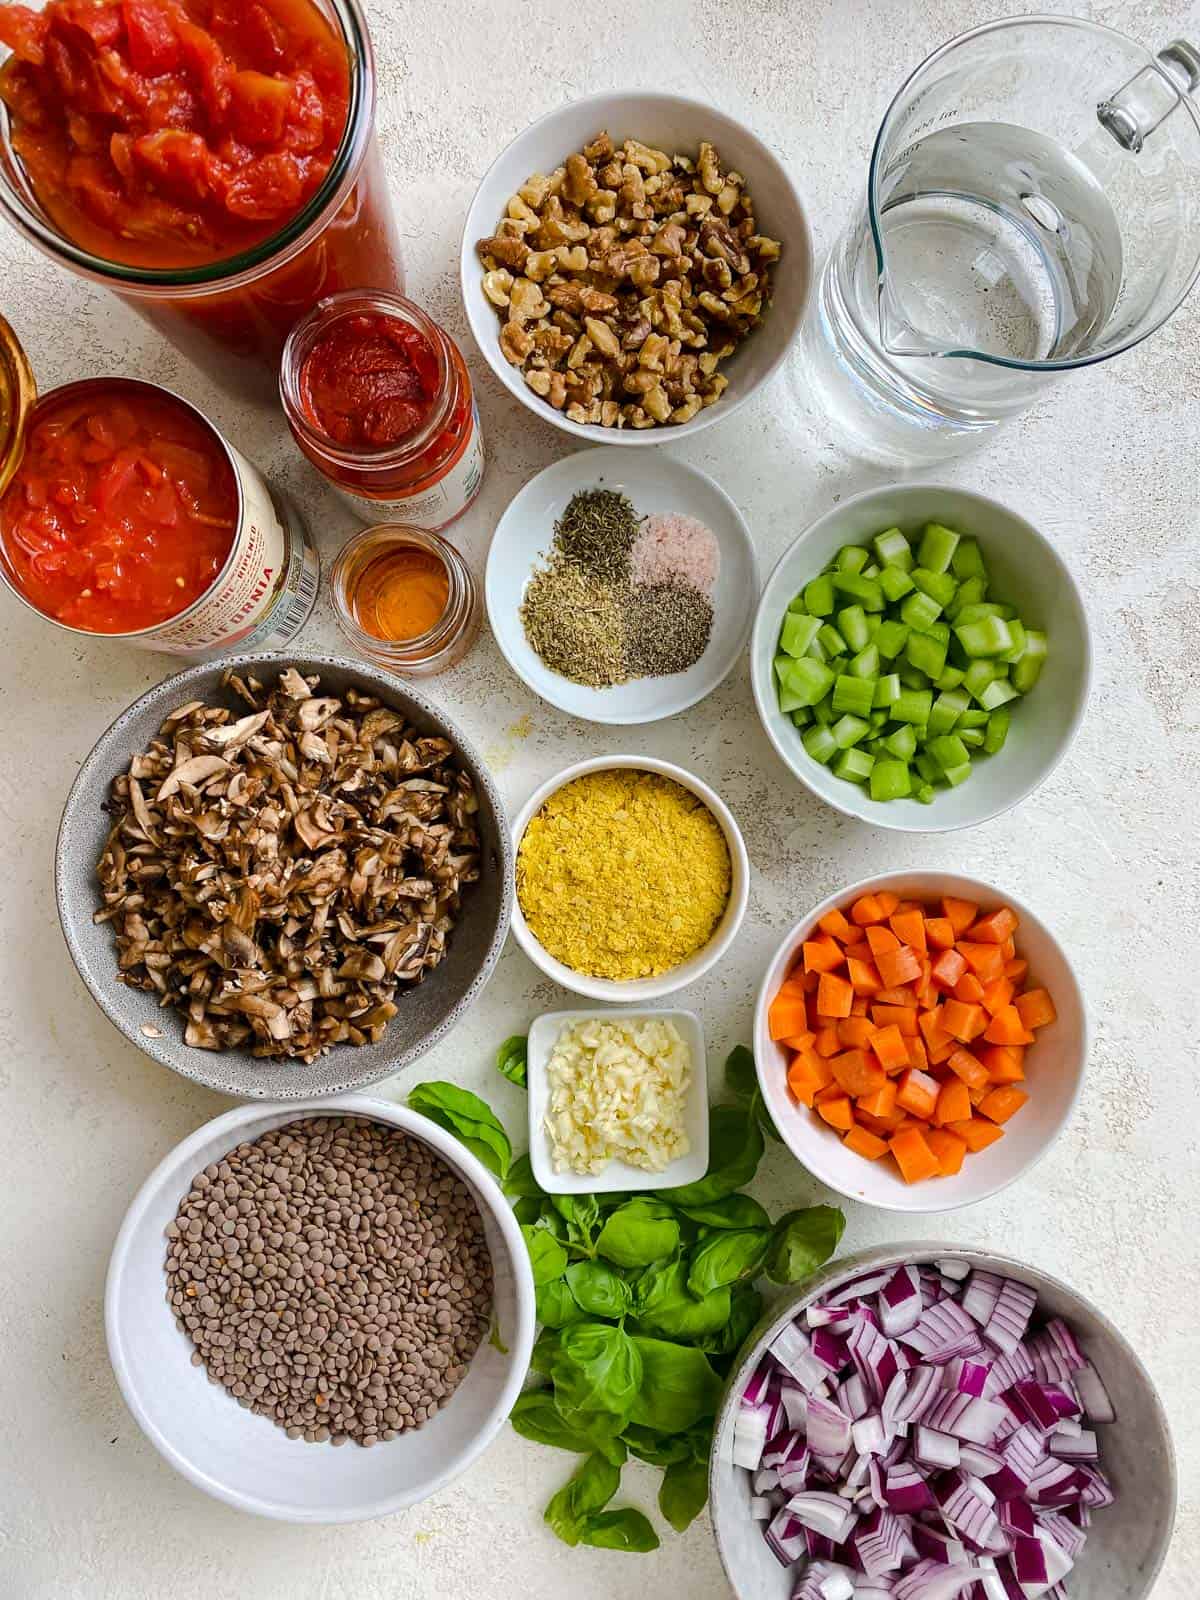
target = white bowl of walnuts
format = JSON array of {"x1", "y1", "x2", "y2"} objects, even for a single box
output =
[{"x1": 460, "y1": 91, "x2": 812, "y2": 443}]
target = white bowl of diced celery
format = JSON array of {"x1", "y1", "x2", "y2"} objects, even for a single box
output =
[{"x1": 749, "y1": 485, "x2": 1091, "y2": 832}]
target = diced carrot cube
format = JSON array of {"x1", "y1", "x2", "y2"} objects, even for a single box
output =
[
  {"x1": 1004, "y1": 958, "x2": 1029, "y2": 983},
  {"x1": 968, "y1": 907, "x2": 1019, "y2": 944},
  {"x1": 870, "y1": 1023, "x2": 910, "y2": 1073},
  {"x1": 802, "y1": 970, "x2": 821, "y2": 993},
  {"x1": 906, "y1": 1036, "x2": 929, "y2": 1074},
  {"x1": 876, "y1": 945, "x2": 922, "y2": 989},
  {"x1": 895, "y1": 1067, "x2": 939, "y2": 1120},
  {"x1": 857, "y1": 1081, "x2": 897, "y2": 1119},
  {"x1": 837, "y1": 1015, "x2": 877, "y2": 1050},
  {"x1": 980, "y1": 1045, "x2": 1025, "y2": 1084},
  {"x1": 850, "y1": 995, "x2": 870, "y2": 1016},
  {"x1": 980, "y1": 978, "x2": 1015, "y2": 1016},
  {"x1": 957, "y1": 942, "x2": 1005, "y2": 984},
  {"x1": 946, "y1": 1117, "x2": 1005, "y2": 1153},
  {"x1": 872, "y1": 1003, "x2": 919, "y2": 1037},
  {"x1": 847, "y1": 957, "x2": 882, "y2": 996},
  {"x1": 850, "y1": 894, "x2": 887, "y2": 926},
  {"x1": 953, "y1": 973, "x2": 986, "y2": 1005},
  {"x1": 842, "y1": 941, "x2": 872, "y2": 965},
  {"x1": 913, "y1": 957, "x2": 934, "y2": 1008},
  {"x1": 874, "y1": 984, "x2": 917, "y2": 1006},
  {"x1": 889, "y1": 1126, "x2": 941, "y2": 1183},
  {"x1": 925, "y1": 1128, "x2": 967, "y2": 1176},
  {"x1": 1015, "y1": 989, "x2": 1057, "y2": 1030},
  {"x1": 875, "y1": 891, "x2": 900, "y2": 916},
  {"x1": 856, "y1": 1107, "x2": 904, "y2": 1137},
  {"x1": 778, "y1": 1031, "x2": 816, "y2": 1052},
  {"x1": 1001, "y1": 936, "x2": 1016, "y2": 961},
  {"x1": 866, "y1": 924, "x2": 901, "y2": 959},
  {"x1": 968, "y1": 1084, "x2": 988, "y2": 1108},
  {"x1": 830, "y1": 1048, "x2": 886, "y2": 1099},
  {"x1": 946, "y1": 1047, "x2": 990, "y2": 1091},
  {"x1": 818, "y1": 907, "x2": 854, "y2": 943},
  {"x1": 924, "y1": 917, "x2": 956, "y2": 950},
  {"x1": 817, "y1": 971, "x2": 854, "y2": 1019},
  {"x1": 983, "y1": 1005, "x2": 1036, "y2": 1046},
  {"x1": 940, "y1": 999, "x2": 987, "y2": 1043},
  {"x1": 814, "y1": 1081, "x2": 847, "y2": 1105},
  {"x1": 942, "y1": 896, "x2": 980, "y2": 935},
  {"x1": 768, "y1": 1002, "x2": 809, "y2": 1041},
  {"x1": 889, "y1": 909, "x2": 927, "y2": 953},
  {"x1": 787, "y1": 1058, "x2": 821, "y2": 1106},
  {"x1": 979, "y1": 1086, "x2": 1029, "y2": 1124},
  {"x1": 931, "y1": 948, "x2": 967, "y2": 989},
  {"x1": 933, "y1": 1078, "x2": 971, "y2": 1126},
  {"x1": 817, "y1": 1095, "x2": 854, "y2": 1131},
  {"x1": 844, "y1": 1123, "x2": 890, "y2": 1161},
  {"x1": 803, "y1": 937, "x2": 845, "y2": 974},
  {"x1": 814, "y1": 1024, "x2": 842, "y2": 1057}
]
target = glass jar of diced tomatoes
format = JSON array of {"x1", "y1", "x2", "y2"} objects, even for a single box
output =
[{"x1": 0, "y1": 0, "x2": 404, "y2": 397}]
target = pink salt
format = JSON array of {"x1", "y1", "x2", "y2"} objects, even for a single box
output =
[{"x1": 630, "y1": 512, "x2": 720, "y2": 596}]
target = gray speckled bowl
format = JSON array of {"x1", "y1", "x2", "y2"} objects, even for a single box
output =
[
  {"x1": 710, "y1": 1244, "x2": 1177, "y2": 1600},
  {"x1": 56, "y1": 653, "x2": 513, "y2": 1099}
]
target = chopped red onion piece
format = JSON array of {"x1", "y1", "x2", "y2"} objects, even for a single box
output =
[
  {"x1": 922, "y1": 1393, "x2": 1010, "y2": 1445},
  {"x1": 751, "y1": 1494, "x2": 774, "y2": 1520},
  {"x1": 853, "y1": 1413, "x2": 889, "y2": 1457},
  {"x1": 936, "y1": 1471, "x2": 1003, "y2": 1549},
  {"x1": 1042, "y1": 1319, "x2": 1087, "y2": 1372},
  {"x1": 987, "y1": 1342, "x2": 1035, "y2": 1397},
  {"x1": 787, "y1": 1491, "x2": 858, "y2": 1544},
  {"x1": 754, "y1": 1465, "x2": 781, "y2": 1493},
  {"x1": 807, "y1": 1395, "x2": 853, "y2": 1458},
  {"x1": 792, "y1": 1562, "x2": 853, "y2": 1600},
  {"x1": 833, "y1": 1270, "x2": 897, "y2": 1301},
  {"x1": 804, "y1": 1528, "x2": 839, "y2": 1562},
  {"x1": 913, "y1": 1523, "x2": 969, "y2": 1565},
  {"x1": 765, "y1": 1429, "x2": 810, "y2": 1470},
  {"x1": 1013, "y1": 1527, "x2": 1073, "y2": 1597},
  {"x1": 996, "y1": 1497, "x2": 1037, "y2": 1537},
  {"x1": 840, "y1": 1373, "x2": 870, "y2": 1420},
  {"x1": 854, "y1": 1504, "x2": 910, "y2": 1576},
  {"x1": 848, "y1": 1318, "x2": 909, "y2": 1403},
  {"x1": 1027, "y1": 1459, "x2": 1089, "y2": 1506},
  {"x1": 766, "y1": 1508, "x2": 809, "y2": 1564},
  {"x1": 1072, "y1": 1363, "x2": 1115, "y2": 1424},
  {"x1": 733, "y1": 1405, "x2": 770, "y2": 1469},
  {"x1": 1036, "y1": 1512, "x2": 1086, "y2": 1559},
  {"x1": 893, "y1": 1364, "x2": 944, "y2": 1425},
  {"x1": 894, "y1": 1560, "x2": 987, "y2": 1600},
  {"x1": 1048, "y1": 1430, "x2": 1098, "y2": 1462},
  {"x1": 774, "y1": 1323, "x2": 835, "y2": 1392},
  {"x1": 782, "y1": 1378, "x2": 810, "y2": 1431},
  {"x1": 884, "y1": 1462, "x2": 936, "y2": 1513},
  {"x1": 808, "y1": 1303, "x2": 856, "y2": 1328},
  {"x1": 812, "y1": 1326, "x2": 852, "y2": 1372},
  {"x1": 1078, "y1": 1466, "x2": 1114, "y2": 1508},
  {"x1": 962, "y1": 1271, "x2": 1004, "y2": 1326},
  {"x1": 915, "y1": 1426, "x2": 961, "y2": 1470},
  {"x1": 945, "y1": 1357, "x2": 993, "y2": 1398},
  {"x1": 900, "y1": 1301, "x2": 984, "y2": 1364},
  {"x1": 1008, "y1": 1382, "x2": 1080, "y2": 1432},
  {"x1": 743, "y1": 1359, "x2": 774, "y2": 1407},
  {"x1": 985, "y1": 1281, "x2": 1038, "y2": 1356},
  {"x1": 938, "y1": 1259, "x2": 971, "y2": 1281},
  {"x1": 879, "y1": 1266, "x2": 926, "y2": 1337}
]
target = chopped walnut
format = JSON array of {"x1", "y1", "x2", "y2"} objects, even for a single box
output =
[{"x1": 476, "y1": 131, "x2": 781, "y2": 429}]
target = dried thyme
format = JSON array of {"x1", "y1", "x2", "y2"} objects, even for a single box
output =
[{"x1": 553, "y1": 488, "x2": 640, "y2": 582}]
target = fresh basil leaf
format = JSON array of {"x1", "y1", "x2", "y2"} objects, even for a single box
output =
[
  {"x1": 659, "y1": 1455, "x2": 709, "y2": 1533},
  {"x1": 633, "y1": 1259, "x2": 730, "y2": 1340},
  {"x1": 552, "y1": 1192, "x2": 600, "y2": 1247},
  {"x1": 530, "y1": 1326, "x2": 561, "y2": 1377},
  {"x1": 536, "y1": 1276, "x2": 588, "y2": 1329},
  {"x1": 596, "y1": 1199, "x2": 680, "y2": 1269},
  {"x1": 512, "y1": 1195, "x2": 543, "y2": 1226},
  {"x1": 724, "y1": 1043, "x2": 757, "y2": 1102},
  {"x1": 551, "y1": 1323, "x2": 643, "y2": 1438},
  {"x1": 522, "y1": 1223, "x2": 569, "y2": 1286},
  {"x1": 544, "y1": 1451, "x2": 622, "y2": 1545},
  {"x1": 698, "y1": 1284, "x2": 764, "y2": 1357},
  {"x1": 765, "y1": 1204, "x2": 846, "y2": 1286},
  {"x1": 510, "y1": 1390, "x2": 594, "y2": 1453},
  {"x1": 674, "y1": 1193, "x2": 770, "y2": 1231},
  {"x1": 620, "y1": 1423, "x2": 693, "y2": 1468},
  {"x1": 579, "y1": 1508, "x2": 660, "y2": 1553},
  {"x1": 504, "y1": 1152, "x2": 544, "y2": 1199},
  {"x1": 496, "y1": 1033, "x2": 528, "y2": 1089},
  {"x1": 565, "y1": 1260, "x2": 631, "y2": 1320},
  {"x1": 628, "y1": 1337, "x2": 722, "y2": 1433},
  {"x1": 406, "y1": 1081, "x2": 512, "y2": 1180},
  {"x1": 662, "y1": 1104, "x2": 763, "y2": 1207},
  {"x1": 755, "y1": 1091, "x2": 784, "y2": 1143},
  {"x1": 686, "y1": 1228, "x2": 770, "y2": 1297}
]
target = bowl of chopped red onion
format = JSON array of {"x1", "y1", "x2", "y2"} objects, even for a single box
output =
[{"x1": 710, "y1": 1245, "x2": 1175, "y2": 1600}]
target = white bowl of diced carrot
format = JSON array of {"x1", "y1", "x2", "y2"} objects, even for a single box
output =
[{"x1": 753, "y1": 871, "x2": 1086, "y2": 1213}]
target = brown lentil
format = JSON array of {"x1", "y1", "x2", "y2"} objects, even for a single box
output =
[{"x1": 164, "y1": 1117, "x2": 493, "y2": 1446}]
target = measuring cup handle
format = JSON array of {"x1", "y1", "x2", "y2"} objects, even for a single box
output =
[{"x1": 1098, "y1": 39, "x2": 1200, "y2": 152}]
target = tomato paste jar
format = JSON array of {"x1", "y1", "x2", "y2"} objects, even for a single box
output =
[
  {"x1": 0, "y1": 0, "x2": 403, "y2": 395},
  {"x1": 0, "y1": 316, "x2": 317, "y2": 652},
  {"x1": 280, "y1": 290, "x2": 485, "y2": 531}
]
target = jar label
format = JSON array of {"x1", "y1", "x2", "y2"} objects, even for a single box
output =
[
  {"x1": 143, "y1": 441, "x2": 317, "y2": 655},
  {"x1": 336, "y1": 403, "x2": 485, "y2": 530}
]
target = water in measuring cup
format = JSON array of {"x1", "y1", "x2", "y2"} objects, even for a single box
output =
[{"x1": 806, "y1": 122, "x2": 1126, "y2": 460}]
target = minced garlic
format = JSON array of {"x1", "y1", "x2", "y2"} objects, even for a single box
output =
[{"x1": 543, "y1": 1016, "x2": 693, "y2": 1176}]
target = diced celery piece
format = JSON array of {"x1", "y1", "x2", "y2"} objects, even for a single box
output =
[
  {"x1": 928, "y1": 733, "x2": 970, "y2": 772},
  {"x1": 979, "y1": 676, "x2": 1019, "y2": 711},
  {"x1": 861, "y1": 562, "x2": 881, "y2": 578},
  {"x1": 983, "y1": 708, "x2": 1011, "y2": 754},
  {"x1": 780, "y1": 612, "x2": 821, "y2": 657},
  {"x1": 929, "y1": 689, "x2": 969, "y2": 736},
  {"x1": 802, "y1": 724, "x2": 838, "y2": 765},
  {"x1": 837, "y1": 605, "x2": 871, "y2": 653},
  {"x1": 918, "y1": 521, "x2": 961, "y2": 573},
  {"x1": 817, "y1": 623, "x2": 847, "y2": 657},
  {"x1": 898, "y1": 663, "x2": 930, "y2": 690},
  {"x1": 911, "y1": 567, "x2": 959, "y2": 609},
  {"x1": 806, "y1": 635, "x2": 828, "y2": 662},
  {"x1": 834, "y1": 747, "x2": 876, "y2": 784},
  {"x1": 832, "y1": 713, "x2": 871, "y2": 749},
  {"x1": 935, "y1": 665, "x2": 965, "y2": 691},
  {"x1": 864, "y1": 613, "x2": 881, "y2": 638},
  {"x1": 873, "y1": 673, "x2": 902, "y2": 708},
  {"x1": 893, "y1": 688, "x2": 933, "y2": 725},
  {"x1": 879, "y1": 565, "x2": 915, "y2": 603},
  {"x1": 778, "y1": 656, "x2": 835, "y2": 707},
  {"x1": 926, "y1": 619, "x2": 950, "y2": 644},
  {"x1": 915, "y1": 751, "x2": 941, "y2": 785},
  {"x1": 914, "y1": 782, "x2": 936, "y2": 804},
  {"x1": 873, "y1": 527, "x2": 913, "y2": 570},
  {"x1": 955, "y1": 615, "x2": 1015, "y2": 658},
  {"x1": 997, "y1": 618, "x2": 1027, "y2": 664},
  {"x1": 868, "y1": 710, "x2": 889, "y2": 731},
  {"x1": 787, "y1": 591, "x2": 810, "y2": 613},
  {"x1": 959, "y1": 727, "x2": 985, "y2": 748},
  {"x1": 826, "y1": 656, "x2": 848, "y2": 676},
  {"x1": 836, "y1": 544, "x2": 869, "y2": 574},
  {"x1": 874, "y1": 619, "x2": 910, "y2": 658},
  {"x1": 955, "y1": 601, "x2": 1010, "y2": 626},
  {"x1": 831, "y1": 570, "x2": 885, "y2": 611},
  {"x1": 812, "y1": 695, "x2": 835, "y2": 726},
  {"x1": 907, "y1": 630, "x2": 948, "y2": 680},
  {"x1": 804, "y1": 574, "x2": 835, "y2": 617},
  {"x1": 901, "y1": 590, "x2": 943, "y2": 633},
  {"x1": 884, "y1": 722, "x2": 917, "y2": 760},
  {"x1": 870, "y1": 758, "x2": 912, "y2": 801},
  {"x1": 963, "y1": 659, "x2": 999, "y2": 701},
  {"x1": 951, "y1": 537, "x2": 986, "y2": 581},
  {"x1": 848, "y1": 643, "x2": 880, "y2": 680},
  {"x1": 791, "y1": 706, "x2": 813, "y2": 728},
  {"x1": 832, "y1": 674, "x2": 876, "y2": 717},
  {"x1": 867, "y1": 737, "x2": 891, "y2": 758},
  {"x1": 942, "y1": 761, "x2": 972, "y2": 787},
  {"x1": 957, "y1": 708, "x2": 988, "y2": 729},
  {"x1": 946, "y1": 575, "x2": 987, "y2": 619},
  {"x1": 1012, "y1": 628, "x2": 1048, "y2": 693}
]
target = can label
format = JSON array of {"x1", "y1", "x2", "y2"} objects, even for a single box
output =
[
  {"x1": 143, "y1": 441, "x2": 317, "y2": 655},
  {"x1": 336, "y1": 402, "x2": 485, "y2": 530}
]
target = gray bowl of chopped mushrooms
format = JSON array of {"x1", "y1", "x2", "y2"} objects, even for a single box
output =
[{"x1": 56, "y1": 655, "x2": 513, "y2": 1099}]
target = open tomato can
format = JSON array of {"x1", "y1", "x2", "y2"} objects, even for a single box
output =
[{"x1": 0, "y1": 315, "x2": 318, "y2": 655}]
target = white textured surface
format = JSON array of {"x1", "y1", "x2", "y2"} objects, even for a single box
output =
[{"x1": 0, "y1": 0, "x2": 1197, "y2": 1595}]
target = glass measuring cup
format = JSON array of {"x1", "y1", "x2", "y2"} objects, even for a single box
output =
[{"x1": 802, "y1": 17, "x2": 1200, "y2": 463}]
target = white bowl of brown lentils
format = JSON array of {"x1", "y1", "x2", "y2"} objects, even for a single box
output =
[
  {"x1": 460, "y1": 91, "x2": 812, "y2": 442},
  {"x1": 106, "y1": 1096, "x2": 535, "y2": 1523}
]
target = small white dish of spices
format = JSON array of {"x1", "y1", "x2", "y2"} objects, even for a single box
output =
[
  {"x1": 511, "y1": 754, "x2": 750, "y2": 1002},
  {"x1": 528, "y1": 1009, "x2": 710, "y2": 1194},
  {"x1": 486, "y1": 447, "x2": 757, "y2": 725}
]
